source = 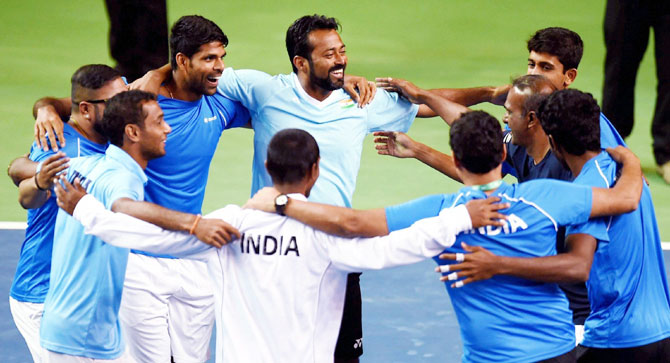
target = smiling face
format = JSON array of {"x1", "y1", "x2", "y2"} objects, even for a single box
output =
[
  {"x1": 527, "y1": 51, "x2": 575, "y2": 90},
  {"x1": 183, "y1": 41, "x2": 226, "y2": 96},
  {"x1": 138, "y1": 100, "x2": 171, "y2": 160},
  {"x1": 305, "y1": 29, "x2": 347, "y2": 91},
  {"x1": 503, "y1": 87, "x2": 531, "y2": 146}
]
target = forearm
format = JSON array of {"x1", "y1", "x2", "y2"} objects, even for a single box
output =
[
  {"x1": 18, "y1": 177, "x2": 50, "y2": 209},
  {"x1": 286, "y1": 199, "x2": 388, "y2": 238},
  {"x1": 330, "y1": 205, "x2": 471, "y2": 271},
  {"x1": 111, "y1": 199, "x2": 198, "y2": 232},
  {"x1": 418, "y1": 90, "x2": 470, "y2": 126},
  {"x1": 412, "y1": 143, "x2": 462, "y2": 182},
  {"x1": 33, "y1": 97, "x2": 71, "y2": 119},
  {"x1": 76, "y1": 195, "x2": 209, "y2": 258},
  {"x1": 428, "y1": 86, "x2": 496, "y2": 107},
  {"x1": 494, "y1": 254, "x2": 590, "y2": 283},
  {"x1": 8, "y1": 156, "x2": 36, "y2": 186}
]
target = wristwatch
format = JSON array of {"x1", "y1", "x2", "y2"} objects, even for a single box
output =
[{"x1": 275, "y1": 194, "x2": 289, "y2": 216}]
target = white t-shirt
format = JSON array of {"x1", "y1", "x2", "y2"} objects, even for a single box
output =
[{"x1": 73, "y1": 193, "x2": 471, "y2": 363}]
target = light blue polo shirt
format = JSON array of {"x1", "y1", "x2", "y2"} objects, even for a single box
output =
[
  {"x1": 218, "y1": 68, "x2": 419, "y2": 207},
  {"x1": 11, "y1": 123, "x2": 107, "y2": 303},
  {"x1": 40, "y1": 145, "x2": 146, "y2": 359}
]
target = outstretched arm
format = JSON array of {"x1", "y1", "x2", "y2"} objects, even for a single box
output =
[
  {"x1": 376, "y1": 78, "x2": 470, "y2": 125},
  {"x1": 377, "y1": 78, "x2": 510, "y2": 107},
  {"x1": 437, "y1": 233, "x2": 596, "y2": 287},
  {"x1": 589, "y1": 146, "x2": 643, "y2": 217},
  {"x1": 373, "y1": 131, "x2": 461, "y2": 182},
  {"x1": 244, "y1": 187, "x2": 507, "y2": 238}
]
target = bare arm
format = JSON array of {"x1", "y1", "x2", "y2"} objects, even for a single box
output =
[
  {"x1": 589, "y1": 146, "x2": 642, "y2": 217},
  {"x1": 8, "y1": 154, "x2": 34, "y2": 186},
  {"x1": 437, "y1": 234, "x2": 596, "y2": 287},
  {"x1": 373, "y1": 131, "x2": 462, "y2": 182},
  {"x1": 244, "y1": 188, "x2": 507, "y2": 238},
  {"x1": 127, "y1": 64, "x2": 171, "y2": 94},
  {"x1": 17, "y1": 153, "x2": 69, "y2": 209},
  {"x1": 109, "y1": 197, "x2": 240, "y2": 248}
]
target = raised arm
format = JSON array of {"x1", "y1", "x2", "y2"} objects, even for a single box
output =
[
  {"x1": 377, "y1": 78, "x2": 510, "y2": 107},
  {"x1": 589, "y1": 146, "x2": 643, "y2": 217},
  {"x1": 33, "y1": 97, "x2": 71, "y2": 151},
  {"x1": 376, "y1": 78, "x2": 470, "y2": 125},
  {"x1": 437, "y1": 234, "x2": 596, "y2": 287},
  {"x1": 373, "y1": 131, "x2": 462, "y2": 182},
  {"x1": 127, "y1": 64, "x2": 171, "y2": 94}
]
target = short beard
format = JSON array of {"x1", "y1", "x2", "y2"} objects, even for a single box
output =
[{"x1": 308, "y1": 59, "x2": 345, "y2": 91}]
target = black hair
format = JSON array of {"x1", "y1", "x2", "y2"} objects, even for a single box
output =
[
  {"x1": 527, "y1": 27, "x2": 583, "y2": 71},
  {"x1": 285, "y1": 14, "x2": 340, "y2": 73},
  {"x1": 450, "y1": 111, "x2": 503, "y2": 174},
  {"x1": 537, "y1": 89, "x2": 601, "y2": 156},
  {"x1": 266, "y1": 128, "x2": 320, "y2": 184},
  {"x1": 101, "y1": 90, "x2": 157, "y2": 147},
  {"x1": 511, "y1": 74, "x2": 557, "y2": 115},
  {"x1": 170, "y1": 15, "x2": 228, "y2": 68},
  {"x1": 70, "y1": 64, "x2": 121, "y2": 103}
]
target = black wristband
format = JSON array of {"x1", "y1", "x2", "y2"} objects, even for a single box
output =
[{"x1": 34, "y1": 174, "x2": 48, "y2": 191}]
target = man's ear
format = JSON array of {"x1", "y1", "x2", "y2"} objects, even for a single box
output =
[
  {"x1": 175, "y1": 53, "x2": 189, "y2": 70},
  {"x1": 293, "y1": 56, "x2": 308, "y2": 74},
  {"x1": 526, "y1": 111, "x2": 538, "y2": 128},
  {"x1": 564, "y1": 68, "x2": 577, "y2": 88},
  {"x1": 125, "y1": 124, "x2": 141, "y2": 143},
  {"x1": 78, "y1": 102, "x2": 92, "y2": 119},
  {"x1": 309, "y1": 159, "x2": 320, "y2": 183}
]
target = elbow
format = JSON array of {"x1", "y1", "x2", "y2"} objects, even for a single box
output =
[{"x1": 565, "y1": 261, "x2": 591, "y2": 283}]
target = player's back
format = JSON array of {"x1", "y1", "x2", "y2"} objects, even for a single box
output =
[
  {"x1": 439, "y1": 181, "x2": 592, "y2": 363},
  {"x1": 212, "y1": 197, "x2": 350, "y2": 362},
  {"x1": 574, "y1": 152, "x2": 670, "y2": 347}
]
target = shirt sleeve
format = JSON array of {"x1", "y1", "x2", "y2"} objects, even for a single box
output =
[
  {"x1": 523, "y1": 179, "x2": 593, "y2": 228},
  {"x1": 73, "y1": 194, "x2": 217, "y2": 261},
  {"x1": 326, "y1": 204, "x2": 472, "y2": 271},
  {"x1": 365, "y1": 89, "x2": 419, "y2": 133},
  {"x1": 102, "y1": 172, "x2": 145, "y2": 209},
  {"x1": 217, "y1": 67, "x2": 273, "y2": 111},
  {"x1": 385, "y1": 194, "x2": 449, "y2": 232},
  {"x1": 566, "y1": 217, "x2": 610, "y2": 243},
  {"x1": 599, "y1": 113, "x2": 627, "y2": 148}
]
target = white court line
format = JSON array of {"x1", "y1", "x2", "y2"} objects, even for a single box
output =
[
  {"x1": 0, "y1": 222, "x2": 27, "y2": 230},
  {"x1": 1, "y1": 222, "x2": 670, "y2": 249}
]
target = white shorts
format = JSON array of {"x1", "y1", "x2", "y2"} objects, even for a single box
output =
[
  {"x1": 9, "y1": 296, "x2": 47, "y2": 363},
  {"x1": 120, "y1": 253, "x2": 215, "y2": 363},
  {"x1": 44, "y1": 349, "x2": 135, "y2": 363}
]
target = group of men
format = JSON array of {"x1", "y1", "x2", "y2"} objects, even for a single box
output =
[{"x1": 6, "y1": 12, "x2": 670, "y2": 363}]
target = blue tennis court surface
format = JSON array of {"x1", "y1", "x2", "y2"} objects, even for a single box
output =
[{"x1": 2, "y1": 227, "x2": 669, "y2": 362}]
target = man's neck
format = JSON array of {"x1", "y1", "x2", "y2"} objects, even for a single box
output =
[
  {"x1": 275, "y1": 183, "x2": 309, "y2": 197},
  {"x1": 564, "y1": 150, "x2": 600, "y2": 177},
  {"x1": 167, "y1": 72, "x2": 203, "y2": 102},
  {"x1": 296, "y1": 72, "x2": 332, "y2": 101},
  {"x1": 121, "y1": 145, "x2": 149, "y2": 170},
  {"x1": 69, "y1": 114, "x2": 106, "y2": 144},
  {"x1": 459, "y1": 166, "x2": 504, "y2": 195},
  {"x1": 526, "y1": 132, "x2": 551, "y2": 165}
]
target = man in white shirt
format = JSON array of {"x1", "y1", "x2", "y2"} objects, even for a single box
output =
[{"x1": 54, "y1": 128, "x2": 504, "y2": 363}]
